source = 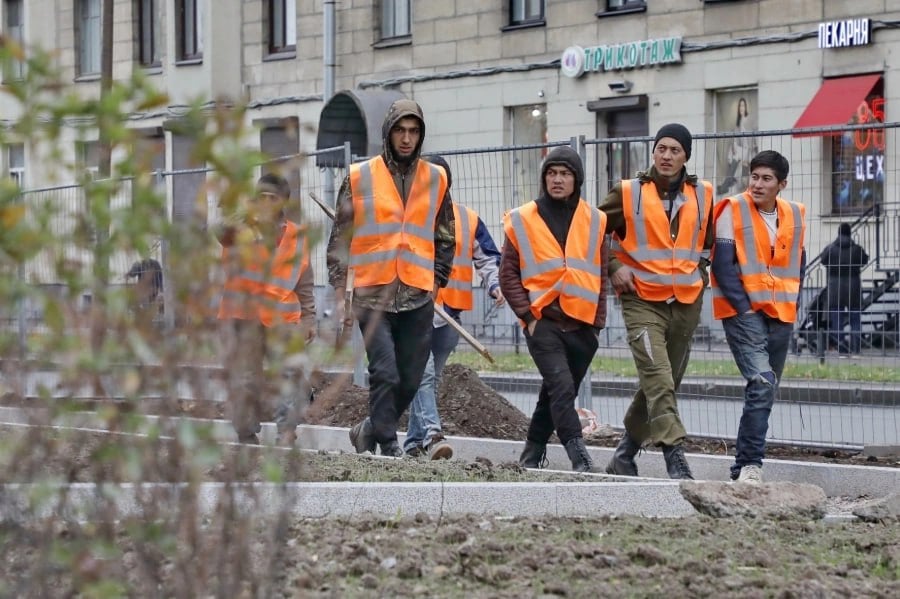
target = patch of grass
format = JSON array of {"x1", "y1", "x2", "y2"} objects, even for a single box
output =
[{"x1": 449, "y1": 351, "x2": 900, "y2": 382}]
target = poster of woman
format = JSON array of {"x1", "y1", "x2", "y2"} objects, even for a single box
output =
[{"x1": 716, "y1": 90, "x2": 758, "y2": 196}]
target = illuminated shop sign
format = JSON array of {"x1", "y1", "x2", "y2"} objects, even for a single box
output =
[
  {"x1": 818, "y1": 18, "x2": 870, "y2": 49},
  {"x1": 560, "y1": 37, "x2": 682, "y2": 78}
]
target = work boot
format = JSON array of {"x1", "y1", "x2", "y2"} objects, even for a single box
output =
[
  {"x1": 426, "y1": 433, "x2": 453, "y2": 460},
  {"x1": 662, "y1": 444, "x2": 694, "y2": 480},
  {"x1": 379, "y1": 439, "x2": 403, "y2": 457},
  {"x1": 564, "y1": 437, "x2": 596, "y2": 473},
  {"x1": 605, "y1": 431, "x2": 641, "y2": 476},
  {"x1": 518, "y1": 439, "x2": 547, "y2": 469},
  {"x1": 349, "y1": 417, "x2": 376, "y2": 454}
]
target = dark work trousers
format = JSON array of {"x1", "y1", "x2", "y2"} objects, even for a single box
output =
[
  {"x1": 524, "y1": 319, "x2": 599, "y2": 445},
  {"x1": 355, "y1": 301, "x2": 435, "y2": 444}
]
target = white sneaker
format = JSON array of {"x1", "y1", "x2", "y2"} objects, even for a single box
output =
[{"x1": 737, "y1": 465, "x2": 763, "y2": 484}]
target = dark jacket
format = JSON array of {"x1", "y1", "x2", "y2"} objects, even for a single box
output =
[
  {"x1": 499, "y1": 146, "x2": 608, "y2": 331},
  {"x1": 820, "y1": 230, "x2": 869, "y2": 310},
  {"x1": 326, "y1": 100, "x2": 455, "y2": 312}
]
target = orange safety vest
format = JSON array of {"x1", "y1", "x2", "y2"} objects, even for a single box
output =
[
  {"x1": 217, "y1": 220, "x2": 309, "y2": 327},
  {"x1": 436, "y1": 203, "x2": 478, "y2": 310},
  {"x1": 711, "y1": 192, "x2": 806, "y2": 322},
  {"x1": 611, "y1": 178, "x2": 712, "y2": 303},
  {"x1": 503, "y1": 199, "x2": 606, "y2": 325},
  {"x1": 348, "y1": 156, "x2": 447, "y2": 292}
]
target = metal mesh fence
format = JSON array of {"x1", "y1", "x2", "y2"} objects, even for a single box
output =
[{"x1": 6, "y1": 129, "x2": 898, "y2": 449}]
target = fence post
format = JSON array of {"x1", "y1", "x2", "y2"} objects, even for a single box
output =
[
  {"x1": 159, "y1": 169, "x2": 175, "y2": 333},
  {"x1": 344, "y1": 142, "x2": 367, "y2": 387},
  {"x1": 570, "y1": 135, "x2": 593, "y2": 410},
  {"x1": 16, "y1": 189, "x2": 26, "y2": 354}
]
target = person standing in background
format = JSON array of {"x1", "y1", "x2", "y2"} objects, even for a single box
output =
[
  {"x1": 819, "y1": 222, "x2": 869, "y2": 356},
  {"x1": 404, "y1": 155, "x2": 505, "y2": 460}
]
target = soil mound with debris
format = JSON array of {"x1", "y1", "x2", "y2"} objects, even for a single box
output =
[{"x1": 306, "y1": 364, "x2": 530, "y2": 441}]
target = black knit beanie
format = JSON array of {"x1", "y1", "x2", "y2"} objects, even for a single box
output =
[
  {"x1": 654, "y1": 123, "x2": 692, "y2": 161},
  {"x1": 541, "y1": 146, "x2": 585, "y2": 190}
]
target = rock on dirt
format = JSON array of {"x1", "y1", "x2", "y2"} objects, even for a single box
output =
[
  {"x1": 853, "y1": 491, "x2": 900, "y2": 523},
  {"x1": 680, "y1": 481, "x2": 828, "y2": 519}
]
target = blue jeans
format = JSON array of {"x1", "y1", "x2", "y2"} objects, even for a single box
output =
[
  {"x1": 722, "y1": 311, "x2": 793, "y2": 479},
  {"x1": 404, "y1": 321, "x2": 460, "y2": 452},
  {"x1": 829, "y1": 308, "x2": 862, "y2": 354}
]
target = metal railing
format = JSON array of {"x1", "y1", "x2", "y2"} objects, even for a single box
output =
[{"x1": 4, "y1": 128, "x2": 898, "y2": 449}]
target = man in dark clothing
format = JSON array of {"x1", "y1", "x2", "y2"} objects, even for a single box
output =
[
  {"x1": 499, "y1": 146, "x2": 608, "y2": 473},
  {"x1": 820, "y1": 223, "x2": 869, "y2": 355},
  {"x1": 326, "y1": 99, "x2": 456, "y2": 457}
]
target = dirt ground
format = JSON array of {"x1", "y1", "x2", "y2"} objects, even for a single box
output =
[
  {"x1": 2, "y1": 363, "x2": 896, "y2": 469},
  {"x1": 1, "y1": 426, "x2": 898, "y2": 597},
  {"x1": 1, "y1": 367, "x2": 898, "y2": 597},
  {"x1": 2, "y1": 510, "x2": 898, "y2": 598}
]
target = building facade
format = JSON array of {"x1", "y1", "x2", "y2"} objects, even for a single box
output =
[{"x1": 2, "y1": 1, "x2": 899, "y2": 337}]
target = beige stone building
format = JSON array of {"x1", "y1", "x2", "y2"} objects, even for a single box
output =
[{"x1": 2, "y1": 1, "x2": 899, "y2": 341}]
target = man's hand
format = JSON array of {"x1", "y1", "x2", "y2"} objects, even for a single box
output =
[
  {"x1": 490, "y1": 288, "x2": 506, "y2": 306},
  {"x1": 611, "y1": 266, "x2": 637, "y2": 295},
  {"x1": 526, "y1": 319, "x2": 537, "y2": 336},
  {"x1": 333, "y1": 299, "x2": 345, "y2": 328},
  {"x1": 432, "y1": 282, "x2": 440, "y2": 298}
]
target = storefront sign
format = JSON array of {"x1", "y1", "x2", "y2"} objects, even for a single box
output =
[
  {"x1": 561, "y1": 37, "x2": 682, "y2": 78},
  {"x1": 818, "y1": 18, "x2": 870, "y2": 49}
]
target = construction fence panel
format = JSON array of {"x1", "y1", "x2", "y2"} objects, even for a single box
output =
[{"x1": 6, "y1": 131, "x2": 898, "y2": 449}]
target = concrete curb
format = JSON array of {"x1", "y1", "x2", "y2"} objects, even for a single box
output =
[
  {"x1": 0, "y1": 480, "x2": 696, "y2": 522},
  {"x1": 0, "y1": 408, "x2": 900, "y2": 520}
]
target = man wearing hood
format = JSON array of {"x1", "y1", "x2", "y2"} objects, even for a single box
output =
[
  {"x1": 599, "y1": 123, "x2": 714, "y2": 480},
  {"x1": 327, "y1": 99, "x2": 455, "y2": 457},
  {"x1": 499, "y1": 146, "x2": 608, "y2": 473},
  {"x1": 819, "y1": 222, "x2": 869, "y2": 356}
]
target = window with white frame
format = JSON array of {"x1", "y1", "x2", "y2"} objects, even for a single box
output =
[
  {"x1": 6, "y1": 143, "x2": 24, "y2": 187},
  {"x1": 76, "y1": 141, "x2": 101, "y2": 178},
  {"x1": 137, "y1": 0, "x2": 161, "y2": 67},
  {"x1": 268, "y1": 0, "x2": 296, "y2": 55},
  {"x1": 380, "y1": 0, "x2": 410, "y2": 40},
  {"x1": 602, "y1": 0, "x2": 647, "y2": 14},
  {"x1": 176, "y1": 0, "x2": 202, "y2": 61},
  {"x1": 77, "y1": 0, "x2": 101, "y2": 76},
  {"x1": 4, "y1": 0, "x2": 24, "y2": 80},
  {"x1": 509, "y1": 0, "x2": 543, "y2": 26}
]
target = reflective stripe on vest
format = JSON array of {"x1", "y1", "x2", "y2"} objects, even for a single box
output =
[
  {"x1": 436, "y1": 203, "x2": 477, "y2": 310},
  {"x1": 503, "y1": 199, "x2": 606, "y2": 325},
  {"x1": 613, "y1": 177, "x2": 712, "y2": 303},
  {"x1": 348, "y1": 156, "x2": 447, "y2": 291},
  {"x1": 217, "y1": 220, "x2": 309, "y2": 327},
  {"x1": 711, "y1": 193, "x2": 805, "y2": 322}
]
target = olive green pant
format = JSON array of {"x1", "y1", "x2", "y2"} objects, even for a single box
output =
[{"x1": 620, "y1": 294, "x2": 702, "y2": 447}]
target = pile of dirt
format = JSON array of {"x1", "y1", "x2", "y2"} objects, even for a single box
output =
[
  {"x1": 2, "y1": 366, "x2": 897, "y2": 468},
  {"x1": 306, "y1": 364, "x2": 530, "y2": 442}
]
